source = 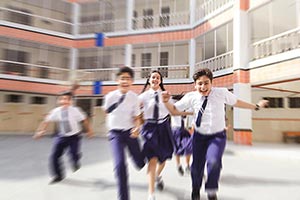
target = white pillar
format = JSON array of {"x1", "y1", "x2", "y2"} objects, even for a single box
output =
[
  {"x1": 126, "y1": 0, "x2": 134, "y2": 31},
  {"x1": 190, "y1": 0, "x2": 196, "y2": 25},
  {"x1": 71, "y1": 3, "x2": 80, "y2": 36},
  {"x1": 297, "y1": 0, "x2": 300, "y2": 27},
  {"x1": 69, "y1": 48, "x2": 78, "y2": 82},
  {"x1": 189, "y1": 38, "x2": 196, "y2": 79},
  {"x1": 125, "y1": 44, "x2": 132, "y2": 67},
  {"x1": 233, "y1": 0, "x2": 252, "y2": 144}
]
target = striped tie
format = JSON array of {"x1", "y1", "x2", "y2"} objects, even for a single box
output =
[
  {"x1": 106, "y1": 94, "x2": 126, "y2": 113},
  {"x1": 61, "y1": 108, "x2": 71, "y2": 133},
  {"x1": 153, "y1": 92, "x2": 159, "y2": 120},
  {"x1": 195, "y1": 96, "x2": 208, "y2": 127}
]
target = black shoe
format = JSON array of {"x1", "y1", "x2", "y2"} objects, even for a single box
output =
[
  {"x1": 178, "y1": 165, "x2": 184, "y2": 176},
  {"x1": 49, "y1": 176, "x2": 63, "y2": 184},
  {"x1": 156, "y1": 176, "x2": 164, "y2": 191},
  {"x1": 191, "y1": 189, "x2": 200, "y2": 200},
  {"x1": 73, "y1": 163, "x2": 81, "y2": 172},
  {"x1": 208, "y1": 194, "x2": 217, "y2": 200}
]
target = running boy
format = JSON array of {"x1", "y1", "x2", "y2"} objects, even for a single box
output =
[
  {"x1": 104, "y1": 66, "x2": 145, "y2": 200},
  {"x1": 34, "y1": 90, "x2": 93, "y2": 184},
  {"x1": 162, "y1": 68, "x2": 268, "y2": 200}
]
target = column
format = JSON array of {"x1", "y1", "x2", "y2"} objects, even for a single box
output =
[
  {"x1": 125, "y1": 44, "x2": 132, "y2": 67},
  {"x1": 126, "y1": 0, "x2": 134, "y2": 31},
  {"x1": 233, "y1": 0, "x2": 252, "y2": 145},
  {"x1": 71, "y1": 3, "x2": 80, "y2": 36},
  {"x1": 190, "y1": 0, "x2": 196, "y2": 25},
  {"x1": 69, "y1": 48, "x2": 78, "y2": 82},
  {"x1": 189, "y1": 38, "x2": 196, "y2": 80}
]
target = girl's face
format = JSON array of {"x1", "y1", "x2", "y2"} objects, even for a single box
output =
[
  {"x1": 149, "y1": 72, "x2": 161, "y2": 90},
  {"x1": 194, "y1": 75, "x2": 212, "y2": 96}
]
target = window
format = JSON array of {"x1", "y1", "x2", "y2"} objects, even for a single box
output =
[
  {"x1": 159, "y1": 52, "x2": 168, "y2": 78},
  {"x1": 30, "y1": 96, "x2": 47, "y2": 104},
  {"x1": 263, "y1": 97, "x2": 283, "y2": 108},
  {"x1": 160, "y1": 7, "x2": 170, "y2": 27},
  {"x1": 132, "y1": 54, "x2": 136, "y2": 68},
  {"x1": 143, "y1": 9, "x2": 153, "y2": 29},
  {"x1": 288, "y1": 97, "x2": 300, "y2": 108},
  {"x1": 5, "y1": 94, "x2": 23, "y2": 103},
  {"x1": 95, "y1": 98, "x2": 103, "y2": 107},
  {"x1": 4, "y1": 49, "x2": 28, "y2": 76},
  {"x1": 132, "y1": 11, "x2": 138, "y2": 30},
  {"x1": 7, "y1": 6, "x2": 32, "y2": 25},
  {"x1": 141, "y1": 53, "x2": 151, "y2": 78}
]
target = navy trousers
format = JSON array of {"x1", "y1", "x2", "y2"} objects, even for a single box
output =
[
  {"x1": 109, "y1": 129, "x2": 145, "y2": 200},
  {"x1": 50, "y1": 134, "x2": 81, "y2": 178},
  {"x1": 191, "y1": 130, "x2": 226, "y2": 191}
]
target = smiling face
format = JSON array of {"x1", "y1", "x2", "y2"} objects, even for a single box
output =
[
  {"x1": 149, "y1": 72, "x2": 162, "y2": 90},
  {"x1": 194, "y1": 75, "x2": 212, "y2": 96},
  {"x1": 117, "y1": 72, "x2": 133, "y2": 93},
  {"x1": 58, "y1": 95, "x2": 72, "y2": 107}
]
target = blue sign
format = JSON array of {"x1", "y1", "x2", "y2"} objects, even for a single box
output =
[
  {"x1": 96, "y1": 33, "x2": 105, "y2": 47},
  {"x1": 93, "y1": 81, "x2": 102, "y2": 94}
]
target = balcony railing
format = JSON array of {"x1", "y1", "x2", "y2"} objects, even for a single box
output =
[
  {"x1": 195, "y1": 51, "x2": 233, "y2": 72},
  {"x1": 76, "y1": 65, "x2": 190, "y2": 82},
  {"x1": 133, "y1": 11, "x2": 190, "y2": 30},
  {"x1": 252, "y1": 27, "x2": 300, "y2": 60},
  {"x1": 0, "y1": 7, "x2": 73, "y2": 34},
  {"x1": 0, "y1": 60, "x2": 70, "y2": 81},
  {"x1": 195, "y1": 0, "x2": 234, "y2": 22},
  {"x1": 79, "y1": 18, "x2": 127, "y2": 34}
]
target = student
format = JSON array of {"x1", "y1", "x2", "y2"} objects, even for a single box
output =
[
  {"x1": 162, "y1": 68, "x2": 268, "y2": 200},
  {"x1": 103, "y1": 66, "x2": 145, "y2": 200},
  {"x1": 139, "y1": 70, "x2": 190, "y2": 200},
  {"x1": 170, "y1": 102, "x2": 193, "y2": 176},
  {"x1": 33, "y1": 91, "x2": 93, "y2": 184}
]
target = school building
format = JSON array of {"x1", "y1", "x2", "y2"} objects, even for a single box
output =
[{"x1": 0, "y1": 0, "x2": 299, "y2": 144}]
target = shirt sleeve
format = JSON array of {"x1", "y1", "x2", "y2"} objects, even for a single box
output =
[
  {"x1": 174, "y1": 92, "x2": 192, "y2": 112},
  {"x1": 45, "y1": 108, "x2": 58, "y2": 122},
  {"x1": 224, "y1": 88, "x2": 238, "y2": 106},
  {"x1": 103, "y1": 92, "x2": 111, "y2": 111},
  {"x1": 74, "y1": 107, "x2": 87, "y2": 121},
  {"x1": 133, "y1": 95, "x2": 142, "y2": 117}
]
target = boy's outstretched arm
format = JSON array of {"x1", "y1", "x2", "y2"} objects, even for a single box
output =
[
  {"x1": 162, "y1": 91, "x2": 193, "y2": 116},
  {"x1": 234, "y1": 99, "x2": 269, "y2": 110},
  {"x1": 83, "y1": 118, "x2": 94, "y2": 138},
  {"x1": 33, "y1": 121, "x2": 49, "y2": 139}
]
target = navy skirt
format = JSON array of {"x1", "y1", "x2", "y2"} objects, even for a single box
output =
[
  {"x1": 172, "y1": 127, "x2": 193, "y2": 155},
  {"x1": 141, "y1": 120, "x2": 174, "y2": 163}
]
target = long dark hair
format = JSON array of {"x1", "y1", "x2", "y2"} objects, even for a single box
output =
[{"x1": 141, "y1": 70, "x2": 166, "y2": 93}]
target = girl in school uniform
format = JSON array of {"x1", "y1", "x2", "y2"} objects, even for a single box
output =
[
  {"x1": 138, "y1": 70, "x2": 174, "y2": 200},
  {"x1": 170, "y1": 99, "x2": 193, "y2": 176}
]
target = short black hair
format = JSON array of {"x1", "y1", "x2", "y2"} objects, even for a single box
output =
[
  {"x1": 58, "y1": 90, "x2": 73, "y2": 98},
  {"x1": 193, "y1": 68, "x2": 213, "y2": 82},
  {"x1": 117, "y1": 66, "x2": 134, "y2": 78}
]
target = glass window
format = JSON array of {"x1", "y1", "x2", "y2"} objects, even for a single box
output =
[
  {"x1": 288, "y1": 97, "x2": 300, "y2": 108},
  {"x1": 5, "y1": 94, "x2": 23, "y2": 103}
]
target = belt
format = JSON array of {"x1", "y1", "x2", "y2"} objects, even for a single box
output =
[{"x1": 146, "y1": 115, "x2": 169, "y2": 124}]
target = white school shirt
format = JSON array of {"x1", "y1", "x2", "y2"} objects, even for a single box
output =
[
  {"x1": 104, "y1": 90, "x2": 141, "y2": 130},
  {"x1": 171, "y1": 115, "x2": 182, "y2": 128},
  {"x1": 46, "y1": 106, "x2": 86, "y2": 136},
  {"x1": 175, "y1": 87, "x2": 237, "y2": 134},
  {"x1": 139, "y1": 89, "x2": 170, "y2": 122}
]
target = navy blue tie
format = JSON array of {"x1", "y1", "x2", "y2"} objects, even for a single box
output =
[
  {"x1": 106, "y1": 94, "x2": 126, "y2": 113},
  {"x1": 195, "y1": 96, "x2": 208, "y2": 127},
  {"x1": 61, "y1": 108, "x2": 71, "y2": 133},
  {"x1": 180, "y1": 117, "x2": 185, "y2": 130},
  {"x1": 153, "y1": 92, "x2": 159, "y2": 120}
]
